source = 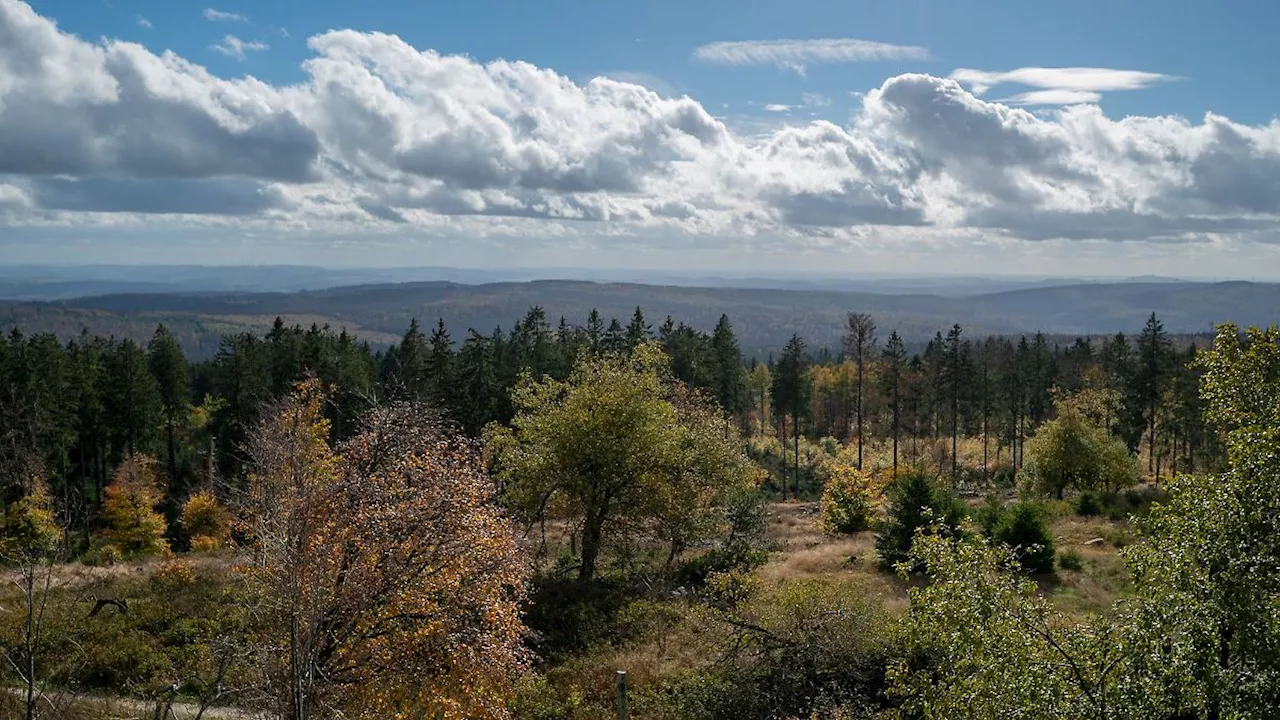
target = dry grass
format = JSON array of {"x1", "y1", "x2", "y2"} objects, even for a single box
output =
[{"x1": 760, "y1": 501, "x2": 910, "y2": 612}]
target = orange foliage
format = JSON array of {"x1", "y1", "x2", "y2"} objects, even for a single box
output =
[
  {"x1": 245, "y1": 379, "x2": 528, "y2": 720},
  {"x1": 100, "y1": 454, "x2": 170, "y2": 558}
]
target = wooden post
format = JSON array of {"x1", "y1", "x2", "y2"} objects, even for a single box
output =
[{"x1": 616, "y1": 670, "x2": 628, "y2": 720}]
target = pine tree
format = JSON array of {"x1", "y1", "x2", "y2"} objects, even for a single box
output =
[
  {"x1": 842, "y1": 313, "x2": 877, "y2": 468},
  {"x1": 425, "y1": 318, "x2": 455, "y2": 412},
  {"x1": 942, "y1": 325, "x2": 965, "y2": 483},
  {"x1": 1135, "y1": 313, "x2": 1173, "y2": 478},
  {"x1": 147, "y1": 325, "x2": 190, "y2": 493},
  {"x1": 586, "y1": 309, "x2": 604, "y2": 354},
  {"x1": 772, "y1": 335, "x2": 811, "y2": 498},
  {"x1": 880, "y1": 331, "x2": 907, "y2": 476},
  {"x1": 625, "y1": 307, "x2": 652, "y2": 351},
  {"x1": 603, "y1": 318, "x2": 627, "y2": 356},
  {"x1": 710, "y1": 315, "x2": 746, "y2": 418}
]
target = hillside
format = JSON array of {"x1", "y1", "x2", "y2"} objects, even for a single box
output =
[{"x1": 3, "y1": 279, "x2": 1276, "y2": 359}]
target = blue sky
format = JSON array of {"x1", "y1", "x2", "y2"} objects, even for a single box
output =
[
  {"x1": 42, "y1": 0, "x2": 1278, "y2": 123},
  {"x1": 4, "y1": 0, "x2": 1280, "y2": 276}
]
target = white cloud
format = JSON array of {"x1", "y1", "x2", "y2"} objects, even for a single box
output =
[
  {"x1": 802, "y1": 92, "x2": 831, "y2": 108},
  {"x1": 210, "y1": 34, "x2": 267, "y2": 60},
  {"x1": 764, "y1": 104, "x2": 792, "y2": 112},
  {"x1": 1006, "y1": 89, "x2": 1102, "y2": 106},
  {"x1": 136, "y1": 15, "x2": 151, "y2": 29},
  {"x1": 694, "y1": 38, "x2": 931, "y2": 75},
  {"x1": 203, "y1": 8, "x2": 247, "y2": 23},
  {"x1": 4, "y1": 0, "x2": 1280, "y2": 266},
  {"x1": 950, "y1": 67, "x2": 1171, "y2": 106}
]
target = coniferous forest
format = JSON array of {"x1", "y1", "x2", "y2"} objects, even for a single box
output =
[{"x1": 1, "y1": 305, "x2": 1277, "y2": 720}]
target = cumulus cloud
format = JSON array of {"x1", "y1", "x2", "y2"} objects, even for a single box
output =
[
  {"x1": 694, "y1": 38, "x2": 931, "y2": 75},
  {"x1": 210, "y1": 34, "x2": 267, "y2": 60},
  {"x1": 203, "y1": 8, "x2": 246, "y2": 23},
  {"x1": 3, "y1": 0, "x2": 1280, "y2": 252}
]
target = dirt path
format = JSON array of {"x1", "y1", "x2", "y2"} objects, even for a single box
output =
[{"x1": 4, "y1": 686, "x2": 265, "y2": 719}]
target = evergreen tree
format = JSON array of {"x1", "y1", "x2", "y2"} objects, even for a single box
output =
[
  {"x1": 1135, "y1": 313, "x2": 1173, "y2": 478},
  {"x1": 603, "y1": 318, "x2": 627, "y2": 356},
  {"x1": 104, "y1": 338, "x2": 162, "y2": 461},
  {"x1": 842, "y1": 313, "x2": 877, "y2": 468},
  {"x1": 880, "y1": 331, "x2": 907, "y2": 476},
  {"x1": 624, "y1": 306, "x2": 652, "y2": 351},
  {"x1": 147, "y1": 324, "x2": 190, "y2": 492},
  {"x1": 942, "y1": 325, "x2": 966, "y2": 482},
  {"x1": 586, "y1": 309, "x2": 604, "y2": 354},
  {"x1": 771, "y1": 335, "x2": 811, "y2": 498},
  {"x1": 710, "y1": 315, "x2": 746, "y2": 418},
  {"x1": 425, "y1": 319, "x2": 455, "y2": 412}
]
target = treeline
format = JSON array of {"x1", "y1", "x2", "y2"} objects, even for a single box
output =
[
  {"x1": 758, "y1": 313, "x2": 1220, "y2": 490},
  {"x1": 0, "y1": 307, "x2": 746, "y2": 545},
  {"x1": 1, "y1": 304, "x2": 1217, "y2": 546}
]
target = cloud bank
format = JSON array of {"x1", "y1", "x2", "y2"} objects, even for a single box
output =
[{"x1": 2, "y1": 0, "x2": 1280, "y2": 260}]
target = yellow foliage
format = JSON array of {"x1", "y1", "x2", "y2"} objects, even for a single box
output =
[
  {"x1": 820, "y1": 464, "x2": 888, "y2": 535},
  {"x1": 181, "y1": 491, "x2": 230, "y2": 550},
  {"x1": 152, "y1": 558, "x2": 197, "y2": 591},
  {"x1": 189, "y1": 535, "x2": 221, "y2": 554},
  {"x1": 100, "y1": 454, "x2": 170, "y2": 558},
  {"x1": 0, "y1": 480, "x2": 61, "y2": 561}
]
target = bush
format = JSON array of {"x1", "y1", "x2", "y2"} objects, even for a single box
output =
[
  {"x1": 875, "y1": 473, "x2": 965, "y2": 571},
  {"x1": 180, "y1": 491, "x2": 231, "y2": 551},
  {"x1": 821, "y1": 465, "x2": 881, "y2": 535},
  {"x1": 1074, "y1": 490, "x2": 1103, "y2": 517},
  {"x1": 992, "y1": 502, "x2": 1055, "y2": 574},
  {"x1": 973, "y1": 494, "x2": 1006, "y2": 537},
  {"x1": 99, "y1": 454, "x2": 170, "y2": 558},
  {"x1": 0, "y1": 480, "x2": 61, "y2": 562},
  {"x1": 152, "y1": 558, "x2": 197, "y2": 592},
  {"x1": 1058, "y1": 549, "x2": 1084, "y2": 571}
]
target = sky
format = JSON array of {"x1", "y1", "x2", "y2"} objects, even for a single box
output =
[{"x1": 3, "y1": 0, "x2": 1280, "y2": 277}]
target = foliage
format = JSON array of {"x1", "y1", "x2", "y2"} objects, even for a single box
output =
[
  {"x1": 875, "y1": 472, "x2": 964, "y2": 571},
  {"x1": 489, "y1": 343, "x2": 761, "y2": 582},
  {"x1": 99, "y1": 454, "x2": 170, "y2": 558},
  {"x1": 0, "y1": 480, "x2": 61, "y2": 562},
  {"x1": 674, "y1": 578, "x2": 895, "y2": 720},
  {"x1": 889, "y1": 530, "x2": 1157, "y2": 719},
  {"x1": 1058, "y1": 549, "x2": 1083, "y2": 571},
  {"x1": 180, "y1": 490, "x2": 231, "y2": 551},
  {"x1": 820, "y1": 464, "x2": 884, "y2": 535},
  {"x1": 1019, "y1": 393, "x2": 1138, "y2": 499},
  {"x1": 991, "y1": 501, "x2": 1056, "y2": 574},
  {"x1": 1120, "y1": 324, "x2": 1280, "y2": 717},
  {"x1": 245, "y1": 380, "x2": 529, "y2": 720},
  {"x1": 1074, "y1": 489, "x2": 1103, "y2": 517}
]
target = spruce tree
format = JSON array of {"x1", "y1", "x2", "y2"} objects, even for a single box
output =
[{"x1": 147, "y1": 324, "x2": 190, "y2": 493}]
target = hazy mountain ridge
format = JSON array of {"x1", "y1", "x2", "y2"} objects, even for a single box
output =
[{"x1": 4, "y1": 278, "x2": 1276, "y2": 360}]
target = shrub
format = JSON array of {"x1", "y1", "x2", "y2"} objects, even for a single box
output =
[
  {"x1": 821, "y1": 465, "x2": 881, "y2": 535},
  {"x1": 973, "y1": 494, "x2": 1006, "y2": 537},
  {"x1": 152, "y1": 558, "x2": 197, "y2": 592},
  {"x1": 1058, "y1": 549, "x2": 1084, "y2": 571},
  {"x1": 180, "y1": 491, "x2": 231, "y2": 551},
  {"x1": 992, "y1": 502, "x2": 1055, "y2": 574},
  {"x1": 0, "y1": 480, "x2": 61, "y2": 562},
  {"x1": 99, "y1": 454, "x2": 170, "y2": 558},
  {"x1": 875, "y1": 473, "x2": 965, "y2": 571},
  {"x1": 1074, "y1": 490, "x2": 1103, "y2": 517}
]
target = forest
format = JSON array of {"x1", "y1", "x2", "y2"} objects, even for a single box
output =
[{"x1": 0, "y1": 304, "x2": 1275, "y2": 719}]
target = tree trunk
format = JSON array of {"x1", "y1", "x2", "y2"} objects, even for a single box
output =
[
  {"x1": 579, "y1": 509, "x2": 607, "y2": 582},
  {"x1": 793, "y1": 419, "x2": 800, "y2": 499},
  {"x1": 856, "y1": 358, "x2": 864, "y2": 470}
]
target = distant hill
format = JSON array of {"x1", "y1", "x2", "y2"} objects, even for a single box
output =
[{"x1": 3, "y1": 279, "x2": 1276, "y2": 360}]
